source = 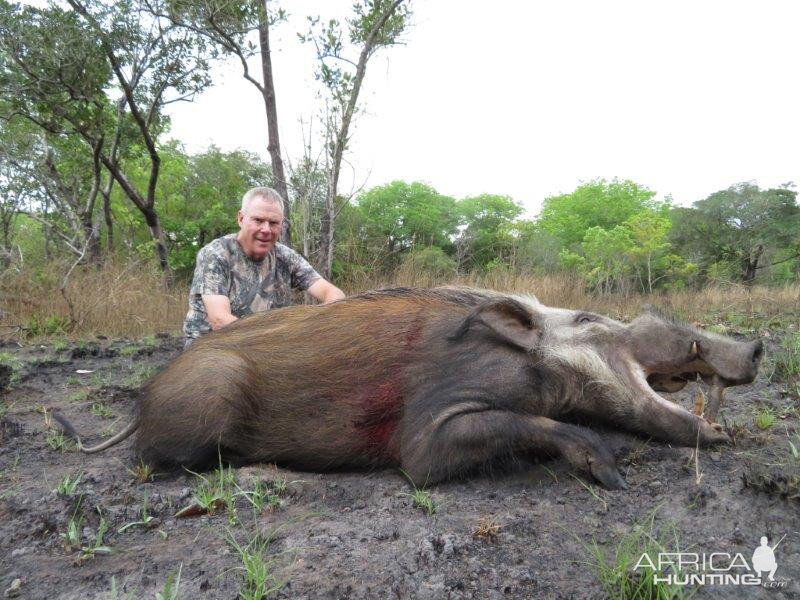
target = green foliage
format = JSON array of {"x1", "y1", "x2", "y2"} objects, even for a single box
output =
[
  {"x1": 183, "y1": 455, "x2": 239, "y2": 523},
  {"x1": 538, "y1": 179, "x2": 664, "y2": 248},
  {"x1": 397, "y1": 246, "x2": 457, "y2": 281},
  {"x1": 0, "y1": 2, "x2": 113, "y2": 136},
  {"x1": 126, "y1": 459, "x2": 154, "y2": 484},
  {"x1": 158, "y1": 144, "x2": 272, "y2": 273},
  {"x1": 235, "y1": 476, "x2": 293, "y2": 513},
  {"x1": 78, "y1": 515, "x2": 111, "y2": 562},
  {"x1": 559, "y1": 209, "x2": 695, "y2": 293},
  {"x1": 669, "y1": 183, "x2": 800, "y2": 284},
  {"x1": 0, "y1": 401, "x2": 15, "y2": 419},
  {"x1": 109, "y1": 576, "x2": 135, "y2": 600},
  {"x1": 118, "y1": 492, "x2": 156, "y2": 533},
  {"x1": 356, "y1": 181, "x2": 459, "y2": 258},
  {"x1": 535, "y1": 179, "x2": 698, "y2": 292},
  {"x1": 456, "y1": 194, "x2": 523, "y2": 269}
]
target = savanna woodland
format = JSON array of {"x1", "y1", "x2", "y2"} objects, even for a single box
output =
[{"x1": 0, "y1": 1, "x2": 799, "y2": 599}]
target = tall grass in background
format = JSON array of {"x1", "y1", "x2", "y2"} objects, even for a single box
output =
[
  {"x1": 0, "y1": 260, "x2": 187, "y2": 338},
  {"x1": 0, "y1": 260, "x2": 797, "y2": 338}
]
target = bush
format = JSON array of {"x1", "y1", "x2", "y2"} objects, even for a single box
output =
[{"x1": 395, "y1": 246, "x2": 457, "y2": 285}]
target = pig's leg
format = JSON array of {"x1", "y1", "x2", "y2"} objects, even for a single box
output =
[
  {"x1": 622, "y1": 372, "x2": 730, "y2": 446},
  {"x1": 401, "y1": 410, "x2": 627, "y2": 490}
]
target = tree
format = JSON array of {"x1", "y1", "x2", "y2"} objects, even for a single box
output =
[
  {"x1": 0, "y1": 119, "x2": 38, "y2": 266},
  {"x1": 455, "y1": 194, "x2": 523, "y2": 270},
  {"x1": 302, "y1": 0, "x2": 411, "y2": 278},
  {"x1": 538, "y1": 179, "x2": 664, "y2": 248},
  {"x1": 168, "y1": 144, "x2": 272, "y2": 272},
  {"x1": 670, "y1": 182, "x2": 800, "y2": 285},
  {"x1": 355, "y1": 181, "x2": 459, "y2": 264},
  {"x1": 0, "y1": 0, "x2": 214, "y2": 278},
  {"x1": 0, "y1": 109, "x2": 108, "y2": 264},
  {"x1": 157, "y1": 0, "x2": 292, "y2": 244},
  {"x1": 288, "y1": 143, "x2": 328, "y2": 259},
  {"x1": 560, "y1": 210, "x2": 695, "y2": 294}
]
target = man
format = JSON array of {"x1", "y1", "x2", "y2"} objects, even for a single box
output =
[{"x1": 183, "y1": 187, "x2": 345, "y2": 346}]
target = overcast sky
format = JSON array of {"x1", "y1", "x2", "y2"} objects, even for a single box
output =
[{"x1": 165, "y1": 0, "x2": 800, "y2": 216}]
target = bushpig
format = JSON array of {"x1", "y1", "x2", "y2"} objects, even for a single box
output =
[{"x1": 54, "y1": 287, "x2": 762, "y2": 490}]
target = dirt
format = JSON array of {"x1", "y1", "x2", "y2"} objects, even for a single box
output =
[{"x1": 0, "y1": 335, "x2": 798, "y2": 599}]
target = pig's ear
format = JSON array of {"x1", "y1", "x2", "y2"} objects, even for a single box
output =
[{"x1": 449, "y1": 298, "x2": 540, "y2": 349}]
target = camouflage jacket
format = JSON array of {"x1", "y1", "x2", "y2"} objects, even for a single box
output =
[{"x1": 183, "y1": 234, "x2": 321, "y2": 341}]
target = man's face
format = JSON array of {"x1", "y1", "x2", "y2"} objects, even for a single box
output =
[{"x1": 236, "y1": 197, "x2": 284, "y2": 260}]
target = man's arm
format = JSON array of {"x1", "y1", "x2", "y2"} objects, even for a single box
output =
[
  {"x1": 307, "y1": 279, "x2": 345, "y2": 304},
  {"x1": 201, "y1": 294, "x2": 239, "y2": 330}
]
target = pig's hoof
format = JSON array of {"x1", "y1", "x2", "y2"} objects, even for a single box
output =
[
  {"x1": 700, "y1": 420, "x2": 731, "y2": 445},
  {"x1": 587, "y1": 456, "x2": 628, "y2": 490}
]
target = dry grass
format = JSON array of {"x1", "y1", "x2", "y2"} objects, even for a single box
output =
[
  {"x1": 382, "y1": 269, "x2": 800, "y2": 325},
  {"x1": 0, "y1": 260, "x2": 187, "y2": 339},
  {"x1": 472, "y1": 516, "x2": 502, "y2": 542},
  {"x1": 1, "y1": 259, "x2": 797, "y2": 338}
]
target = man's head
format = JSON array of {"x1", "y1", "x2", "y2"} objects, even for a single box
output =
[{"x1": 237, "y1": 187, "x2": 285, "y2": 260}]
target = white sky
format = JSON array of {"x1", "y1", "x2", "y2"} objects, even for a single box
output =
[{"x1": 165, "y1": 0, "x2": 800, "y2": 216}]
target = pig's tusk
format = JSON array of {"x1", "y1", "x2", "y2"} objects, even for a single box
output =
[
  {"x1": 693, "y1": 381, "x2": 705, "y2": 416},
  {"x1": 691, "y1": 341, "x2": 698, "y2": 356},
  {"x1": 704, "y1": 375, "x2": 725, "y2": 423}
]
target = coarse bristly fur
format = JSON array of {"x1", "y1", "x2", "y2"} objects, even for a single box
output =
[{"x1": 56, "y1": 286, "x2": 762, "y2": 490}]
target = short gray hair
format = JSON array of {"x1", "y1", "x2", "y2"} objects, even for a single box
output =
[{"x1": 241, "y1": 187, "x2": 285, "y2": 214}]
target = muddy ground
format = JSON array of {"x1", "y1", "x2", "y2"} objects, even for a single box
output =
[{"x1": 0, "y1": 333, "x2": 798, "y2": 599}]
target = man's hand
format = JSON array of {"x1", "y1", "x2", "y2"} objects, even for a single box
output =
[
  {"x1": 307, "y1": 279, "x2": 346, "y2": 304},
  {"x1": 201, "y1": 295, "x2": 239, "y2": 330}
]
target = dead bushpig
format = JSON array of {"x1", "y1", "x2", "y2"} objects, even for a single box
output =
[{"x1": 54, "y1": 287, "x2": 762, "y2": 490}]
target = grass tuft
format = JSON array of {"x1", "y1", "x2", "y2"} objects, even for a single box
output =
[
  {"x1": 582, "y1": 509, "x2": 687, "y2": 600},
  {"x1": 754, "y1": 407, "x2": 776, "y2": 430},
  {"x1": 46, "y1": 428, "x2": 77, "y2": 453},
  {"x1": 89, "y1": 402, "x2": 115, "y2": 419},
  {"x1": 398, "y1": 474, "x2": 436, "y2": 515},
  {"x1": 155, "y1": 565, "x2": 183, "y2": 600},
  {"x1": 53, "y1": 471, "x2": 83, "y2": 496},
  {"x1": 122, "y1": 363, "x2": 156, "y2": 388},
  {"x1": 225, "y1": 526, "x2": 284, "y2": 600},
  {"x1": 69, "y1": 389, "x2": 91, "y2": 404},
  {"x1": 126, "y1": 459, "x2": 154, "y2": 484},
  {"x1": 472, "y1": 516, "x2": 501, "y2": 542}
]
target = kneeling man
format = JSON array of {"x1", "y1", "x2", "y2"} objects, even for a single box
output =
[{"x1": 183, "y1": 187, "x2": 344, "y2": 346}]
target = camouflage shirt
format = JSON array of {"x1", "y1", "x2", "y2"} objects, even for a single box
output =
[{"x1": 183, "y1": 234, "x2": 321, "y2": 341}]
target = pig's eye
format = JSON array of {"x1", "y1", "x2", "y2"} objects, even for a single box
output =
[{"x1": 576, "y1": 314, "x2": 595, "y2": 324}]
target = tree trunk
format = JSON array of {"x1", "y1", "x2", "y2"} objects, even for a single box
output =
[
  {"x1": 141, "y1": 205, "x2": 172, "y2": 285},
  {"x1": 259, "y1": 1, "x2": 291, "y2": 247},
  {"x1": 81, "y1": 214, "x2": 101, "y2": 264},
  {"x1": 318, "y1": 178, "x2": 335, "y2": 278},
  {"x1": 102, "y1": 185, "x2": 114, "y2": 253},
  {"x1": 742, "y1": 244, "x2": 764, "y2": 287},
  {"x1": 317, "y1": 0, "x2": 405, "y2": 279}
]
